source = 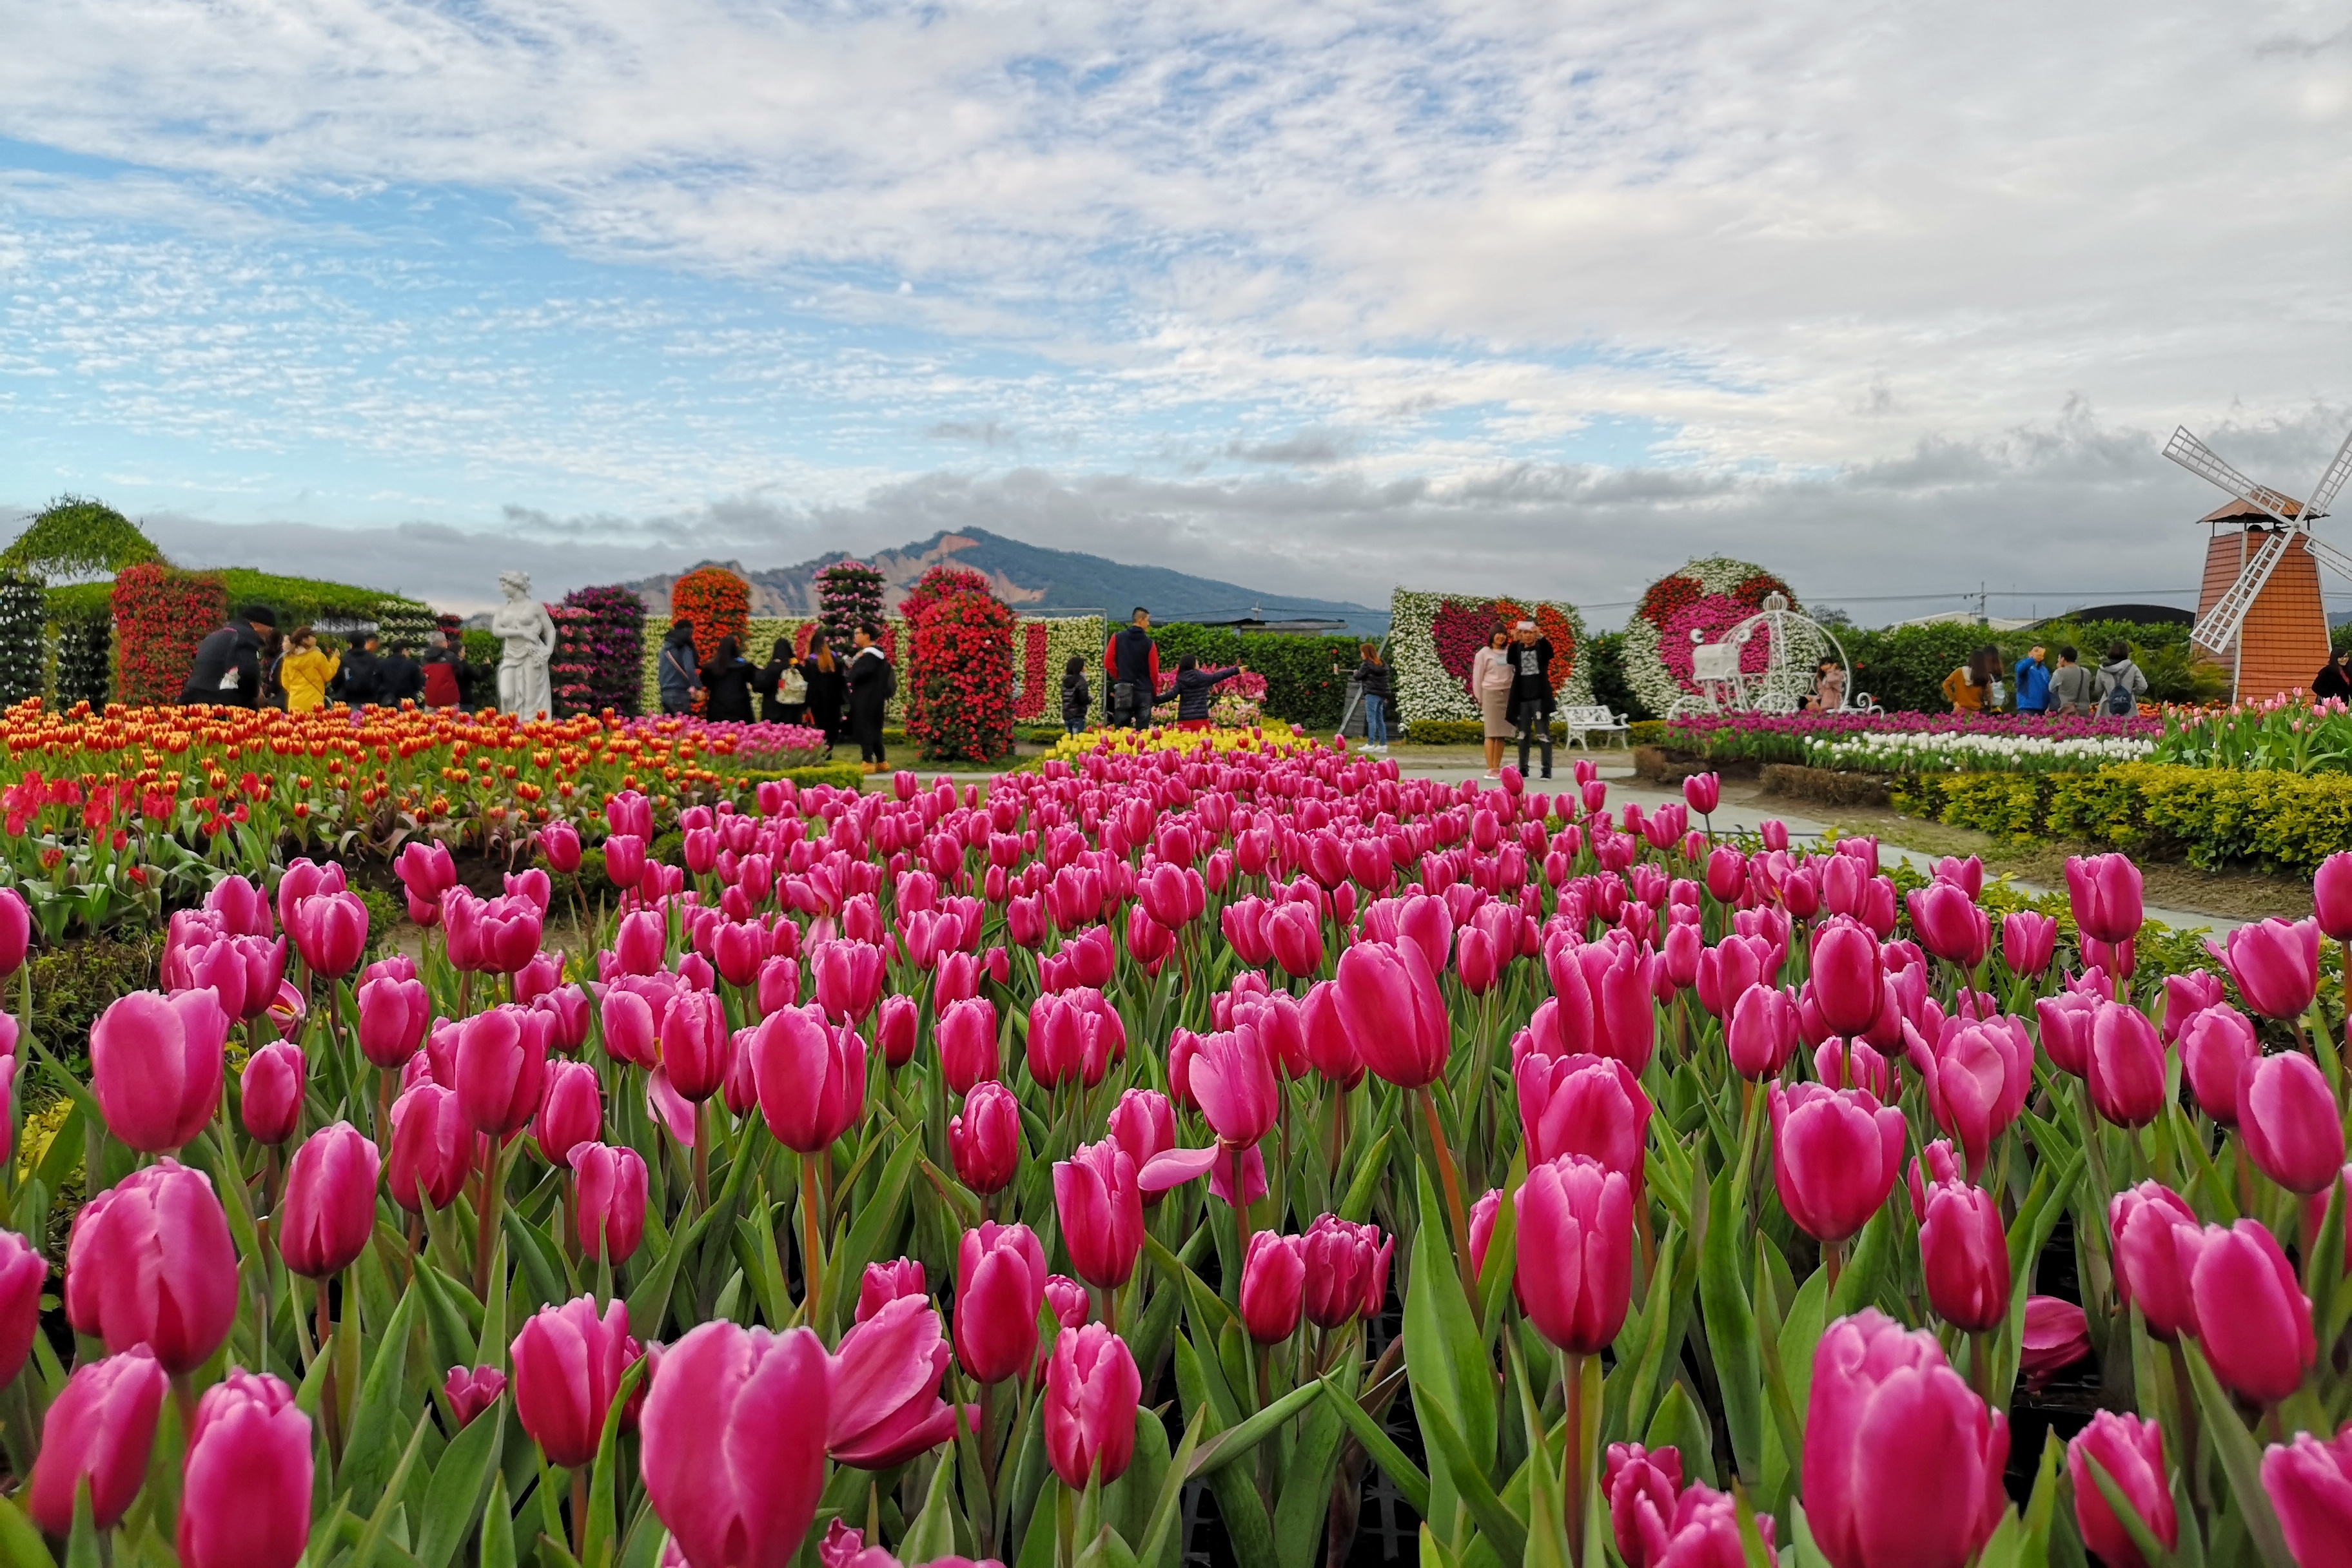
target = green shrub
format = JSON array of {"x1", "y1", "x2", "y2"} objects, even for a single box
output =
[
  {"x1": 1585, "y1": 631, "x2": 1653, "y2": 722},
  {"x1": 1837, "y1": 620, "x2": 2204, "y2": 714},
  {"x1": 23, "y1": 932, "x2": 163, "y2": 1078},
  {"x1": 1148, "y1": 625, "x2": 1359, "y2": 731}
]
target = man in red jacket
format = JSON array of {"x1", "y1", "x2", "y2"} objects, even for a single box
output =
[{"x1": 1103, "y1": 607, "x2": 1160, "y2": 728}]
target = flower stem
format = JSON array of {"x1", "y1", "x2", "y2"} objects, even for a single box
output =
[
  {"x1": 1416, "y1": 1086, "x2": 1480, "y2": 1322},
  {"x1": 802, "y1": 1153, "x2": 825, "y2": 1328}
]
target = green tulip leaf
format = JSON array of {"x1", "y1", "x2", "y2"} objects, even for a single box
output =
[
  {"x1": 418, "y1": 1399, "x2": 509, "y2": 1568},
  {"x1": 1314, "y1": 1375, "x2": 1431, "y2": 1517},
  {"x1": 899, "y1": 1449, "x2": 962, "y2": 1567},
  {"x1": 1135, "y1": 1406, "x2": 1208, "y2": 1568},
  {"x1": 0, "y1": 1493, "x2": 56, "y2": 1568},
  {"x1": 340, "y1": 1279, "x2": 424, "y2": 1513},
  {"x1": 2179, "y1": 1338, "x2": 2295, "y2": 1568},
  {"x1": 1698, "y1": 1161, "x2": 1763, "y2": 1486},
  {"x1": 582, "y1": 1357, "x2": 651, "y2": 1568}
]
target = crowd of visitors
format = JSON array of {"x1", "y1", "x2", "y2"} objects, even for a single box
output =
[
  {"x1": 655, "y1": 619, "x2": 892, "y2": 772},
  {"x1": 1936, "y1": 640, "x2": 2148, "y2": 718},
  {"x1": 181, "y1": 606, "x2": 466, "y2": 712}
]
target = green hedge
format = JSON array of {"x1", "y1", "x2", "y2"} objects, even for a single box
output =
[
  {"x1": 1837, "y1": 620, "x2": 2205, "y2": 714},
  {"x1": 1890, "y1": 761, "x2": 2352, "y2": 872},
  {"x1": 1148, "y1": 625, "x2": 1359, "y2": 732}
]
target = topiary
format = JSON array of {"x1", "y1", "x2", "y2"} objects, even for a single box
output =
[
  {"x1": 51, "y1": 598, "x2": 112, "y2": 709},
  {"x1": 0, "y1": 570, "x2": 46, "y2": 707},
  {"x1": 816, "y1": 560, "x2": 887, "y2": 649},
  {"x1": 1, "y1": 496, "x2": 164, "y2": 582}
]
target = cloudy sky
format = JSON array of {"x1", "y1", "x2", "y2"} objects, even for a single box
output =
[{"x1": 2, "y1": 0, "x2": 2347, "y2": 621}]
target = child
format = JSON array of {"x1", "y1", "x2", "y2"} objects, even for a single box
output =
[{"x1": 1061, "y1": 655, "x2": 1092, "y2": 734}]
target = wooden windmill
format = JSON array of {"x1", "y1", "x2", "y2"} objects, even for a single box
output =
[{"x1": 2164, "y1": 421, "x2": 2352, "y2": 701}]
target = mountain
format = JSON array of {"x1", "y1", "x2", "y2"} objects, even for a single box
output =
[{"x1": 625, "y1": 529, "x2": 1387, "y2": 635}]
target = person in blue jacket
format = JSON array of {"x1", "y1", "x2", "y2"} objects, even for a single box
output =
[
  {"x1": 1168, "y1": 655, "x2": 1242, "y2": 728},
  {"x1": 2011, "y1": 645, "x2": 2051, "y2": 715}
]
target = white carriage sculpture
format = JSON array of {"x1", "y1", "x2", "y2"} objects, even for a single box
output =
[{"x1": 1667, "y1": 593, "x2": 1874, "y2": 718}]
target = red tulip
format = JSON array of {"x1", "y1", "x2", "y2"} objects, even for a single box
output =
[
  {"x1": 512, "y1": 1295, "x2": 643, "y2": 1467},
  {"x1": 1810, "y1": 918, "x2": 1883, "y2": 1038},
  {"x1": 1805, "y1": 1309, "x2": 2008, "y2": 1568},
  {"x1": 1239, "y1": 1231, "x2": 1306, "y2": 1344},
  {"x1": 1054, "y1": 1139, "x2": 1144, "y2": 1290},
  {"x1": 64, "y1": 1159, "x2": 237, "y2": 1373},
  {"x1": 445, "y1": 1364, "x2": 507, "y2": 1426},
  {"x1": 290, "y1": 890, "x2": 368, "y2": 979},
  {"x1": 1604, "y1": 1442, "x2": 1683, "y2": 1568},
  {"x1": 26, "y1": 1347, "x2": 168, "y2": 1534},
  {"x1": 2220, "y1": 917, "x2": 2324, "y2": 1022},
  {"x1": 1916, "y1": 1176, "x2": 2009, "y2": 1333},
  {"x1": 1907, "y1": 883, "x2": 1989, "y2": 970},
  {"x1": 387, "y1": 1081, "x2": 474, "y2": 1213},
  {"x1": 953, "y1": 1222, "x2": 1047, "y2": 1384},
  {"x1": 2262, "y1": 1422, "x2": 2352, "y2": 1568},
  {"x1": 2240, "y1": 1050, "x2": 2346, "y2": 1194},
  {"x1": 1726, "y1": 983, "x2": 1798, "y2": 1080},
  {"x1": 640, "y1": 1320, "x2": 829, "y2": 1568},
  {"x1": 2182, "y1": 1219, "x2": 2315, "y2": 1404},
  {"x1": 92, "y1": 988, "x2": 227, "y2": 1153},
  {"x1": 1769, "y1": 1083, "x2": 1904, "y2": 1248},
  {"x1": 178, "y1": 1370, "x2": 313, "y2": 1568},
  {"x1": 2067, "y1": 1411, "x2": 2175, "y2": 1568},
  {"x1": 1903, "y1": 1013, "x2": 2032, "y2": 1180},
  {"x1": 279, "y1": 1122, "x2": 381, "y2": 1279},
  {"x1": 573, "y1": 1142, "x2": 649, "y2": 1264},
  {"x1": 2086, "y1": 1001, "x2": 2166, "y2": 1129},
  {"x1": 1301, "y1": 1215, "x2": 1393, "y2": 1329},
  {"x1": 1043, "y1": 1324, "x2": 1142, "y2": 1487},
  {"x1": 239, "y1": 1041, "x2": 305, "y2": 1146},
  {"x1": 950, "y1": 1082, "x2": 1021, "y2": 1195},
  {"x1": 750, "y1": 1004, "x2": 866, "y2": 1153},
  {"x1": 2066, "y1": 854, "x2": 2143, "y2": 945},
  {"x1": 1514, "y1": 1051, "x2": 1650, "y2": 1179},
  {"x1": 828, "y1": 1294, "x2": 970, "y2": 1469},
  {"x1": 1333, "y1": 939, "x2": 1450, "y2": 1089},
  {"x1": 1513, "y1": 1153, "x2": 1633, "y2": 1356}
]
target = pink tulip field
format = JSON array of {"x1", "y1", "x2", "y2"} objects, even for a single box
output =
[{"x1": 5, "y1": 736, "x2": 2352, "y2": 1568}]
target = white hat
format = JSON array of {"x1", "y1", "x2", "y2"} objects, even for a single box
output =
[{"x1": 1515, "y1": 620, "x2": 1535, "y2": 631}]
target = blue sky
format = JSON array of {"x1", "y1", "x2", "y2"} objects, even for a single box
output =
[{"x1": 2, "y1": 0, "x2": 2347, "y2": 618}]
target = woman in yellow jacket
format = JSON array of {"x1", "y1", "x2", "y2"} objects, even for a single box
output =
[
  {"x1": 279, "y1": 629, "x2": 340, "y2": 713},
  {"x1": 1941, "y1": 644, "x2": 2001, "y2": 714}
]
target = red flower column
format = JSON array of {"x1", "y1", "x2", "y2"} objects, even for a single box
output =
[
  {"x1": 112, "y1": 565, "x2": 229, "y2": 705},
  {"x1": 901, "y1": 566, "x2": 1015, "y2": 762}
]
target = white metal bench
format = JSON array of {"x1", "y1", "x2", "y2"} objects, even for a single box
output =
[{"x1": 1557, "y1": 705, "x2": 1631, "y2": 749}]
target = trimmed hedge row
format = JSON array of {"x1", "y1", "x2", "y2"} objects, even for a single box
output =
[
  {"x1": 1890, "y1": 761, "x2": 2352, "y2": 873},
  {"x1": 1147, "y1": 625, "x2": 1359, "y2": 732}
]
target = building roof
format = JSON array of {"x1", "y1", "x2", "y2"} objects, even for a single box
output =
[{"x1": 2204, "y1": 495, "x2": 2308, "y2": 523}]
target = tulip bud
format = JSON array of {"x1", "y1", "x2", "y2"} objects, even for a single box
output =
[
  {"x1": 1105, "y1": 1088, "x2": 1175, "y2": 1179},
  {"x1": 92, "y1": 988, "x2": 227, "y2": 1153},
  {"x1": 387, "y1": 1081, "x2": 473, "y2": 1213},
  {"x1": 950, "y1": 1082, "x2": 1021, "y2": 1195},
  {"x1": 2086, "y1": 1001, "x2": 2166, "y2": 1129},
  {"x1": 1054, "y1": 1139, "x2": 1144, "y2": 1291},
  {"x1": 239, "y1": 1041, "x2": 306, "y2": 1146},
  {"x1": 2066, "y1": 854, "x2": 2143, "y2": 945},
  {"x1": 1726, "y1": 983, "x2": 1798, "y2": 1080},
  {"x1": 1186, "y1": 1025, "x2": 1280, "y2": 1149},
  {"x1": 573, "y1": 1142, "x2": 649, "y2": 1264},
  {"x1": 357, "y1": 976, "x2": 431, "y2": 1070},
  {"x1": 455, "y1": 1004, "x2": 549, "y2": 1136},
  {"x1": 1239, "y1": 1231, "x2": 1306, "y2": 1344},
  {"x1": 65, "y1": 1159, "x2": 237, "y2": 1373},
  {"x1": 178, "y1": 1369, "x2": 313, "y2": 1568},
  {"x1": 2067, "y1": 1411, "x2": 2175, "y2": 1568},
  {"x1": 1769, "y1": 1083, "x2": 1905, "y2": 1248},
  {"x1": 0, "y1": 888, "x2": 28, "y2": 977},
  {"x1": 856, "y1": 1259, "x2": 926, "y2": 1326},
  {"x1": 2001, "y1": 910, "x2": 2056, "y2": 977},
  {"x1": 1907, "y1": 883, "x2": 1990, "y2": 970},
  {"x1": 2175, "y1": 1003, "x2": 2259, "y2": 1125},
  {"x1": 511, "y1": 1296, "x2": 642, "y2": 1468},
  {"x1": 2262, "y1": 1422, "x2": 2352, "y2": 1568},
  {"x1": 954, "y1": 1222, "x2": 1047, "y2": 1384},
  {"x1": 1808, "y1": 919, "x2": 1883, "y2": 1038},
  {"x1": 2182, "y1": 1219, "x2": 2315, "y2": 1404},
  {"x1": 290, "y1": 890, "x2": 368, "y2": 978},
  {"x1": 2239, "y1": 1050, "x2": 2346, "y2": 1195},
  {"x1": 2106, "y1": 1181, "x2": 2200, "y2": 1342},
  {"x1": 658, "y1": 990, "x2": 730, "y2": 1104},
  {"x1": 750, "y1": 1004, "x2": 866, "y2": 1153},
  {"x1": 0, "y1": 1231, "x2": 36, "y2": 1390},
  {"x1": 1043, "y1": 1325, "x2": 1142, "y2": 1487},
  {"x1": 1515, "y1": 1051, "x2": 1649, "y2": 1178},
  {"x1": 2220, "y1": 917, "x2": 2323, "y2": 1022},
  {"x1": 534, "y1": 1059, "x2": 602, "y2": 1168},
  {"x1": 1917, "y1": 1177, "x2": 2010, "y2": 1333},
  {"x1": 640, "y1": 1321, "x2": 830, "y2": 1568},
  {"x1": 1333, "y1": 939, "x2": 1450, "y2": 1089},
  {"x1": 1301, "y1": 1215, "x2": 1393, "y2": 1330},
  {"x1": 1603, "y1": 1442, "x2": 1682, "y2": 1568},
  {"x1": 445, "y1": 1364, "x2": 507, "y2": 1426},
  {"x1": 1514, "y1": 1154, "x2": 1632, "y2": 1355},
  {"x1": 27, "y1": 1347, "x2": 168, "y2": 1534},
  {"x1": 538, "y1": 820, "x2": 582, "y2": 874},
  {"x1": 279, "y1": 1122, "x2": 381, "y2": 1279}
]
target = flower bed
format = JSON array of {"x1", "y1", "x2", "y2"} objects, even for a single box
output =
[
  {"x1": 1670, "y1": 708, "x2": 2167, "y2": 764},
  {"x1": 1804, "y1": 730, "x2": 2157, "y2": 774},
  {"x1": 2151, "y1": 694, "x2": 2352, "y2": 772},
  {"x1": 6, "y1": 740, "x2": 2352, "y2": 1568},
  {"x1": 1045, "y1": 723, "x2": 1316, "y2": 760}
]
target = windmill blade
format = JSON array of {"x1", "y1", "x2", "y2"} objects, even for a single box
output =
[
  {"x1": 2302, "y1": 531, "x2": 2352, "y2": 585},
  {"x1": 2164, "y1": 426, "x2": 2303, "y2": 524},
  {"x1": 2306, "y1": 424, "x2": 2352, "y2": 520},
  {"x1": 2193, "y1": 527, "x2": 2297, "y2": 656}
]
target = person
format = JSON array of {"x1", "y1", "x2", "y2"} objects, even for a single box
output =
[
  {"x1": 2095, "y1": 640, "x2": 2148, "y2": 718},
  {"x1": 845, "y1": 623, "x2": 895, "y2": 772},
  {"x1": 657, "y1": 620, "x2": 700, "y2": 716},
  {"x1": 375, "y1": 642, "x2": 427, "y2": 707},
  {"x1": 421, "y1": 631, "x2": 464, "y2": 710},
  {"x1": 1060, "y1": 655, "x2": 1092, "y2": 735},
  {"x1": 1471, "y1": 627, "x2": 1514, "y2": 779},
  {"x1": 2315, "y1": 649, "x2": 2352, "y2": 703},
  {"x1": 1806, "y1": 658, "x2": 1845, "y2": 712},
  {"x1": 2046, "y1": 645, "x2": 2093, "y2": 715},
  {"x1": 1103, "y1": 607, "x2": 1161, "y2": 729},
  {"x1": 754, "y1": 636, "x2": 808, "y2": 723},
  {"x1": 1505, "y1": 619, "x2": 1556, "y2": 779},
  {"x1": 279, "y1": 627, "x2": 340, "y2": 713},
  {"x1": 336, "y1": 632, "x2": 382, "y2": 709},
  {"x1": 259, "y1": 627, "x2": 289, "y2": 710},
  {"x1": 181, "y1": 605, "x2": 276, "y2": 706},
  {"x1": 701, "y1": 635, "x2": 756, "y2": 722},
  {"x1": 1941, "y1": 645, "x2": 2001, "y2": 713},
  {"x1": 801, "y1": 630, "x2": 846, "y2": 747},
  {"x1": 1354, "y1": 643, "x2": 1392, "y2": 750},
  {"x1": 2012, "y1": 645, "x2": 2051, "y2": 715},
  {"x1": 1169, "y1": 655, "x2": 1242, "y2": 729}
]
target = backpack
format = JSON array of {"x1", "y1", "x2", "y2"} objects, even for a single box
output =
[
  {"x1": 879, "y1": 658, "x2": 897, "y2": 700},
  {"x1": 2101, "y1": 668, "x2": 2137, "y2": 717}
]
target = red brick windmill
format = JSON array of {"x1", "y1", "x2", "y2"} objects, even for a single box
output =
[{"x1": 2165, "y1": 421, "x2": 2352, "y2": 701}]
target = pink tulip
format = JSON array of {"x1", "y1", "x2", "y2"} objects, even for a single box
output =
[
  {"x1": 239, "y1": 1040, "x2": 306, "y2": 1146},
  {"x1": 2067, "y1": 1411, "x2": 2175, "y2": 1568},
  {"x1": 65, "y1": 1159, "x2": 237, "y2": 1373},
  {"x1": 2161, "y1": 970, "x2": 2226, "y2": 1042},
  {"x1": 573, "y1": 1142, "x2": 649, "y2": 1264},
  {"x1": 1054, "y1": 1139, "x2": 1144, "y2": 1290},
  {"x1": 1105, "y1": 1088, "x2": 1176, "y2": 1178},
  {"x1": 2108, "y1": 1181, "x2": 2201, "y2": 1342},
  {"x1": 1301, "y1": 1215, "x2": 1393, "y2": 1329},
  {"x1": 1805, "y1": 1309, "x2": 2008, "y2": 1568},
  {"x1": 1604, "y1": 1442, "x2": 1683, "y2": 1568},
  {"x1": 936, "y1": 997, "x2": 999, "y2": 1094},
  {"x1": 750, "y1": 1004, "x2": 866, "y2": 1153},
  {"x1": 954, "y1": 1222, "x2": 1047, "y2": 1384},
  {"x1": 1514, "y1": 1153, "x2": 1633, "y2": 1355},
  {"x1": 640, "y1": 1321, "x2": 830, "y2": 1568},
  {"x1": 2066, "y1": 854, "x2": 2143, "y2": 945},
  {"x1": 812, "y1": 939, "x2": 885, "y2": 1023},
  {"x1": 604, "y1": 834, "x2": 649, "y2": 893},
  {"x1": 1187, "y1": 1025, "x2": 1280, "y2": 1149},
  {"x1": 2220, "y1": 917, "x2": 2324, "y2": 1021},
  {"x1": 387, "y1": 1081, "x2": 474, "y2": 1213},
  {"x1": 446, "y1": 1364, "x2": 507, "y2": 1426},
  {"x1": 856, "y1": 1259, "x2": 926, "y2": 1325},
  {"x1": 1239, "y1": 1231, "x2": 1307, "y2": 1344},
  {"x1": 290, "y1": 890, "x2": 368, "y2": 978},
  {"x1": 1043, "y1": 1324, "x2": 1142, "y2": 1487},
  {"x1": 950, "y1": 1082, "x2": 1021, "y2": 1195},
  {"x1": 1515, "y1": 1051, "x2": 1650, "y2": 1178},
  {"x1": 538, "y1": 820, "x2": 583, "y2": 874},
  {"x1": 0, "y1": 1230, "x2": 37, "y2": 1396},
  {"x1": 512, "y1": 1295, "x2": 643, "y2": 1468},
  {"x1": 1769, "y1": 1083, "x2": 1905, "y2": 1248},
  {"x1": 2175, "y1": 1004, "x2": 2259, "y2": 1124},
  {"x1": 611, "y1": 906, "x2": 663, "y2": 974},
  {"x1": 91, "y1": 988, "x2": 227, "y2": 1153},
  {"x1": 2001, "y1": 911, "x2": 2055, "y2": 977},
  {"x1": 828, "y1": 1294, "x2": 971, "y2": 1469},
  {"x1": 355, "y1": 975, "x2": 429, "y2": 1070},
  {"x1": 27, "y1": 1347, "x2": 168, "y2": 1534},
  {"x1": 1906, "y1": 883, "x2": 1989, "y2": 970},
  {"x1": 535, "y1": 1059, "x2": 602, "y2": 1167},
  {"x1": 178, "y1": 1370, "x2": 313, "y2": 1568},
  {"x1": 1682, "y1": 772, "x2": 1720, "y2": 814},
  {"x1": 1916, "y1": 1176, "x2": 2009, "y2": 1333},
  {"x1": 2240, "y1": 1050, "x2": 2346, "y2": 1194},
  {"x1": 659, "y1": 990, "x2": 731, "y2": 1103},
  {"x1": 1333, "y1": 939, "x2": 1451, "y2": 1089},
  {"x1": 600, "y1": 986, "x2": 658, "y2": 1068},
  {"x1": 279, "y1": 1122, "x2": 381, "y2": 1279},
  {"x1": 2086, "y1": 1001, "x2": 2166, "y2": 1129},
  {"x1": 1726, "y1": 983, "x2": 1798, "y2": 1080},
  {"x1": 1266, "y1": 901, "x2": 1325, "y2": 977},
  {"x1": 2183, "y1": 1219, "x2": 2315, "y2": 1404},
  {"x1": 1810, "y1": 919, "x2": 1884, "y2": 1038},
  {"x1": 2262, "y1": 1422, "x2": 2352, "y2": 1568},
  {"x1": 0, "y1": 888, "x2": 28, "y2": 976},
  {"x1": 454, "y1": 1004, "x2": 549, "y2": 1136},
  {"x1": 1903, "y1": 1014, "x2": 2031, "y2": 1180}
]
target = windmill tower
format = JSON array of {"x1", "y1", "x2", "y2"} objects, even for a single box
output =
[{"x1": 2164, "y1": 422, "x2": 2352, "y2": 702}]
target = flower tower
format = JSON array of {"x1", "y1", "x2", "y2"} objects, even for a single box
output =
[
  {"x1": 901, "y1": 565, "x2": 1015, "y2": 761},
  {"x1": 1621, "y1": 558, "x2": 1797, "y2": 716}
]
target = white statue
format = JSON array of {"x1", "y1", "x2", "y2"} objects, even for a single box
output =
[{"x1": 491, "y1": 571, "x2": 556, "y2": 718}]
